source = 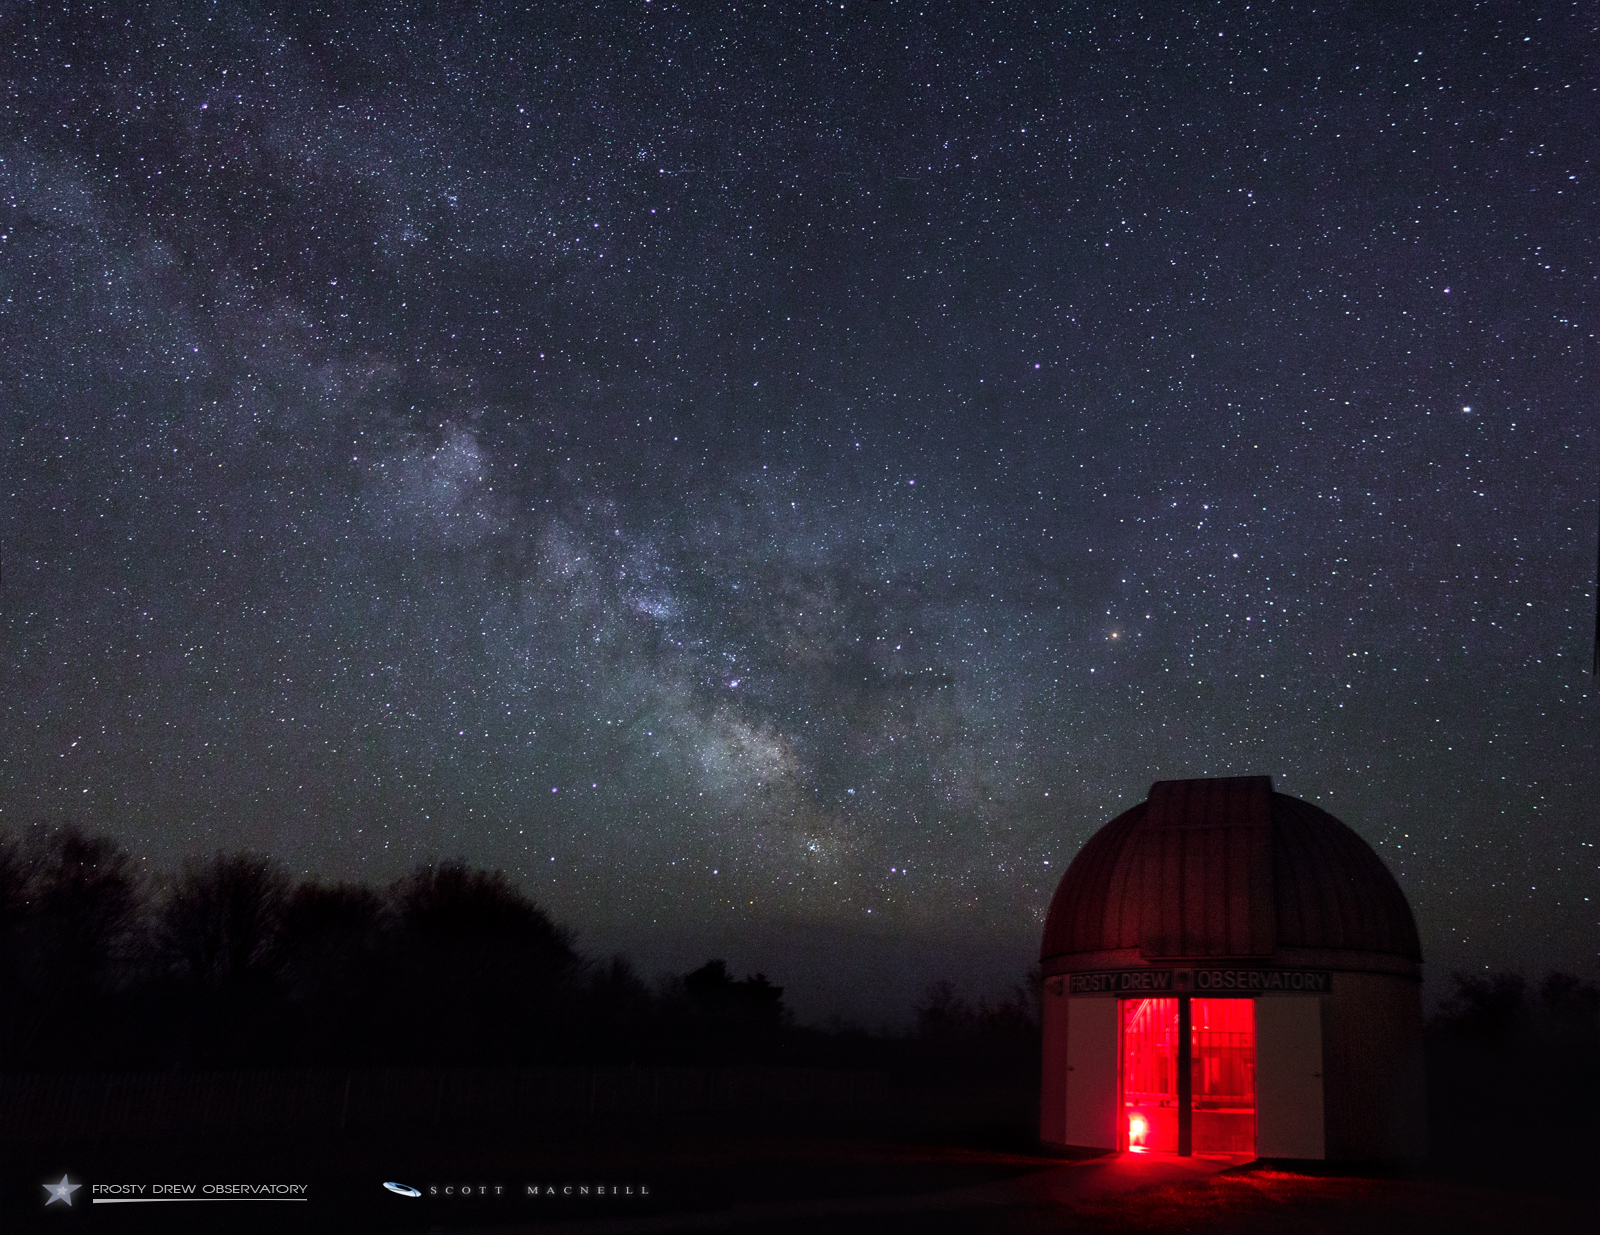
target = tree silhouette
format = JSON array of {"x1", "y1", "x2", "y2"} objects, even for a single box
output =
[
  {"x1": 913, "y1": 975, "x2": 1040, "y2": 1078},
  {"x1": 683, "y1": 959, "x2": 788, "y2": 1025},
  {"x1": 577, "y1": 955, "x2": 657, "y2": 1063},
  {"x1": 154, "y1": 853, "x2": 290, "y2": 987},
  {"x1": 271, "y1": 881, "x2": 390, "y2": 1064},
  {"x1": 0, "y1": 825, "x2": 1052, "y2": 1077},
  {"x1": 136, "y1": 854, "x2": 293, "y2": 1066},
  {"x1": 664, "y1": 959, "x2": 791, "y2": 1062},
  {"x1": 383, "y1": 860, "x2": 579, "y2": 1064},
  {"x1": 276, "y1": 881, "x2": 388, "y2": 1000},
  {"x1": 0, "y1": 825, "x2": 141, "y2": 1069},
  {"x1": 391, "y1": 860, "x2": 576, "y2": 975},
  {"x1": 914, "y1": 979, "x2": 971, "y2": 1040},
  {"x1": 1429, "y1": 969, "x2": 1600, "y2": 1135}
]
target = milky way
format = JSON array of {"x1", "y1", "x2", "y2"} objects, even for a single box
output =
[{"x1": 1, "y1": 3, "x2": 1594, "y2": 1021}]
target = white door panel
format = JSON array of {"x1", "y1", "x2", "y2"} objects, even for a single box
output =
[
  {"x1": 1063, "y1": 997, "x2": 1119, "y2": 1149},
  {"x1": 1255, "y1": 996, "x2": 1325, "y2": 1159}
]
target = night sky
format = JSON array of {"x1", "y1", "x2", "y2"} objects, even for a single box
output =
[{"x1": 2, "y1": 2, "x2": 1595, "y2": 1025}]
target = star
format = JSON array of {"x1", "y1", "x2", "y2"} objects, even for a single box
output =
[{"x1": 43, "y1": 1174, "x2": 82, "y2": 1206}]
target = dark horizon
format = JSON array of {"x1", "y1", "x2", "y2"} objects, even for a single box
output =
[
  {"x1": 2, "y1": 2, "x2": 1595, "y2": 1030},
  {"x1": 0, "y1": 824, "x2": 1047, "y2": 1077},
  {"x1": 3, "y1": 818, "x2": 1589, "y2": 1084}
]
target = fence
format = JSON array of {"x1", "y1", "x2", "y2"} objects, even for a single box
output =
[{"x1": 0, "y1": 1065, "x2": 888, "y2": 1142}]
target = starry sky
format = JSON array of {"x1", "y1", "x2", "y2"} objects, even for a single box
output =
[{"x1": 2, "y1": 1, "x2": 1595, "y2": 1025}]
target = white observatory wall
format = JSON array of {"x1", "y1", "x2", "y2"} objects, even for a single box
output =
[
  {"x1": 1040, "y1": 981, "x2": 1070, "y2": 1145},
  {"x1": 1255, "y1": 995, "x2": 1326, "y2": 1159},
  {"x1": 1063, "y1": 996, "x2": 1119, "y2": 1149}
]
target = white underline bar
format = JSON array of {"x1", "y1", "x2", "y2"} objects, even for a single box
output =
[{"x1": 92, "y1": 1197, "x2": 308, "y2": 1203}]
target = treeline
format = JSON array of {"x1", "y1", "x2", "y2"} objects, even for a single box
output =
[
  {"x1": 1427, "y1": 969, "x2": 1600, "y2": 1136},
  {"x1": 0, "y1": 825, "x2": 1041, "y2": 1076}
]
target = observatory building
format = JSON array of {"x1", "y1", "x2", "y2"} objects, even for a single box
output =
[{"x1": 1039, "y1": 777, "x2": 1425, "y2": 1161}]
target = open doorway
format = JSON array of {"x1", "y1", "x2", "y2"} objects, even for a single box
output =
[
  {"x1": 1121, "y1": 996, "x2": 1179, "y2": 1152},
  {"x1": 1120, "y1": 996, "x2": 1256, "y2": 1154},
  {"x1": 1193, "y1": 998, "x2": 1256, "y2": 1151}
]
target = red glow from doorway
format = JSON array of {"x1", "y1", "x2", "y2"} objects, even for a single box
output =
[
  {"x1": 1121, "y1": 997, "x2": 1179, "y2": 1153},
  {"x1": 1120, "y1": 996, "x2": 1257, "y2": 1154},
  {"x1": 1192, "y1": 998, "x2": 1257, "y2": 1153}
]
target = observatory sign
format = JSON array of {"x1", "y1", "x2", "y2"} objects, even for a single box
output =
[{"x1": 1065, "y1": 968, "x2": 1333, "y2": 995}]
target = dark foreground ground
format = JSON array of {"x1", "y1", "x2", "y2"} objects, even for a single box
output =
[{"x1": 6, "y1": 1085, "x2": 1593, "y2": 1234}]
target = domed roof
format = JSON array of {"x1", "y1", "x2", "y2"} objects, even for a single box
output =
[{"x1": 1040, "y1": 776, "x2": 1421, "y2": 965}]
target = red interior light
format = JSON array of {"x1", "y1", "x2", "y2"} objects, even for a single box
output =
[{"x1": 1120, "y1": 996, "x2": 1257, "y2": 1154}]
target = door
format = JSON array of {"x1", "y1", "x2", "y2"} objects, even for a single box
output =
[
  {"x1": 1119, "y1": 996, "x2": 1257, "y2": 1155},
  {"x1": 1255, "y1": 995, "x2": 1325, "y2": 1159},
  {"x1": 1063, "y1": 997, "x2": 1119, "y2": 1149},
  {"x1": 1120, "y1": 996, "x2": 1179, "y2": 1151},
  {"x1": 1191, "y1": 998, "x2": 1257, "y2": 1153}
]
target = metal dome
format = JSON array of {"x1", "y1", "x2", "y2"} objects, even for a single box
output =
[{"x1": 1040, "y1": 776, "x2": 1421, "y2": 967}]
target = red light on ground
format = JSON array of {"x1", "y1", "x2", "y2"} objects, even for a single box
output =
[{"x1": 1129, "y1": 1114, "x2": 1149, "y2": 1146}]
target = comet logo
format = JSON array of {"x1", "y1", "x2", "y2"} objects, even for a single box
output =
[{"x1": 383, "y1": 1182, "x2": 422, "y2": 1198}]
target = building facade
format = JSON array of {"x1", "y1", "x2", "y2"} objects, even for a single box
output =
[{"x1": 1039, "y1": 776, "x2": 1426, "y2": 1161}]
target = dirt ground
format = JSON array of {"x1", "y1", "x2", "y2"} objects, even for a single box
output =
[{"x1": 777, "y1": 1160, "x2": 1598, "y2": 1235}]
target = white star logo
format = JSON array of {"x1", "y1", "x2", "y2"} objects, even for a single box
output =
[{"x1": 43, "y1": 1173, "x2": 82, "y2": 1206}]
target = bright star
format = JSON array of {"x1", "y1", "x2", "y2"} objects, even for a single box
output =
[{"x1": 44, "y1": 1175, "x2": 82, "y2": 1206}]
